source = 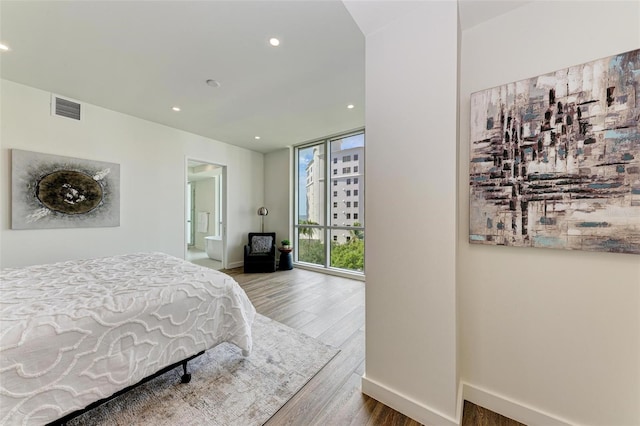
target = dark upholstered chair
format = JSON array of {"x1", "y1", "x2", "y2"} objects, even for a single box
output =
[{"x1": 244, "y1": 232, "x2": 277, "y2": 273}]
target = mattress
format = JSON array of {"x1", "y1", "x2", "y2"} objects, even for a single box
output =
[{"x1": 0, "y1": 252, "x2": 256, "y2": 425}]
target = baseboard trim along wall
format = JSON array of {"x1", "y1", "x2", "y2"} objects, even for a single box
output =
[
  {"x1": 461, "y1": 383, "x2": 574, "y2": 426},
  {"x1": 361, "y1": 376, "x2": 459, "y2": 426},
  {"x1": 227, "y1": 261, "x2": 243, "y2": 269},
  {"x1": 361, "y1": 378, "x2": 577, "y2": 426}
]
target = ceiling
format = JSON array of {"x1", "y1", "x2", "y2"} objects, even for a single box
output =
[
  {"x1": 0, "y1": 1, "x2": 530, "y2": 154},
  {"x1": 458, "y1": 0, "x2": 532, "y2": 32}
]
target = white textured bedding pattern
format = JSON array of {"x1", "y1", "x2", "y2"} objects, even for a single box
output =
[{"x1": 0, "y1": 252, "x2": 256, "y2": 425}]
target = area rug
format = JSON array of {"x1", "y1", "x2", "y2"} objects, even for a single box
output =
[{"x1": 68, "y1": 314, "x2": 339, "y2": 426}]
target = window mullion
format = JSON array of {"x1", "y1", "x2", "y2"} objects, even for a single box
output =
[{"x1": 324, "y1": 139, "x2": 331, "y2": 268}]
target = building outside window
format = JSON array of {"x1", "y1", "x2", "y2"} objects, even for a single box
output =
[{"x1": 295, "y1": 130, "x2": 365, "y2": 273}]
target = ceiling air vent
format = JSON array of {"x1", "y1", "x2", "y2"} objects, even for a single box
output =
[{"x1": 51, "y1": 95, "x2": 81, "y2": 120}]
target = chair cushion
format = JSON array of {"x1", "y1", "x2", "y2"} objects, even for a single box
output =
[{"x1": 251, "y1": 236, "x2": 273, "y2": 254}]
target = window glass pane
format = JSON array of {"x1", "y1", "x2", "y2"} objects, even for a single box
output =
[
  {"x1": 330, "y1": 228, "x2": 364, "y2": 272},
  {"x1": 295, "y1": 131, "x2": 364, "y2": 274},
  {"x1": 297, "y1": 144, "x2": 325, "y2": 226},
  {"x1": 330, "y1": 134, "x2": 365, "y2": 228},
  {"x1": 297, "y1": 226, "x2": 325, "y2": 266}
]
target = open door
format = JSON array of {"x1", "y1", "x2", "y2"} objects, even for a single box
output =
[{"x1": 185, "y1": 158, "x2": 227, "y2": 270}]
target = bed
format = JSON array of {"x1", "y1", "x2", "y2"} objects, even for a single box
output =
[{"x1": 0, "y1": 252, "x2": 256, "y2": 425}]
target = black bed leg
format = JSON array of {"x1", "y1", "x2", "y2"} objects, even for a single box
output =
[{"x1": 181, "y1": 360, "x2": 192, "y2": 384}]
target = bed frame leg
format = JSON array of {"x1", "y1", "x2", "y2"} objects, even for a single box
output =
[{"x1": 181, "y1": 360, "x2": 192, "y2": 384}]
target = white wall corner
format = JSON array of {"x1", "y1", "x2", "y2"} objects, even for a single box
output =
[{"x1": 362, "y1": 376, "x2": 459, "y2": 426}]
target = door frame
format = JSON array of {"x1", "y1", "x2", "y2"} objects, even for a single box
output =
[{"x1": 184, "y1": 157, "x2": 228, "y2": 269}]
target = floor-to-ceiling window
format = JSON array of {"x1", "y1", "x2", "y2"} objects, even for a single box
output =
[{"x1": 294, "y1": 130, "x2": 365, "y2": 274}]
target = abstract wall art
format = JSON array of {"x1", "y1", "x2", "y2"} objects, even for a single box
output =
[
  {"x1": 11, "y1": 150, "x2": 120, "y2": 229},
  {"x1": 469, "y1": 49, "x2": 640, "y2": 254}
]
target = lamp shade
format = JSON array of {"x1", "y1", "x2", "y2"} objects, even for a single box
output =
[{"x1": 257, "y1": 207, "x2": 268, "y2": 216}]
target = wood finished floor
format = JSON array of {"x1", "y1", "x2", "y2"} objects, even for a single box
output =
[{"x1": 224, "y1": 267, "x2": 523, "y2": 426}]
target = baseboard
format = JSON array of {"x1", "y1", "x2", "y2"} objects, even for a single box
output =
[
  {"x1": 361, "y1": 377, "x2": 576, "y2": 426},
  {"x1": 461, "y1": 382, "x2": 574, "y2": 426},
  {"x1": 361, "y1": 376, "x2": 458, "y2": 426},
  {"x1": 226, "y1": 260, "x2": 243, "y2": 269}
]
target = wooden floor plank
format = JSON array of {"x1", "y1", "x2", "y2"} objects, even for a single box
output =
[{"x1": 221, "y1": 267, "x2": 524, "y2": 426}]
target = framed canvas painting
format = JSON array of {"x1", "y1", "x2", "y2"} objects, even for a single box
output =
[
  {"x1": 11, "y1": 149, "x2": 120, "y2": 229},
  {"x1": 469, "y1": 49, "x2": 639, "y2": 254}
]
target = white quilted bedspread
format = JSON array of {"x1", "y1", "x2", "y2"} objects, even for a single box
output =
[{"x1": 0, "y1": 252, "x2": 256, "y2": 425}]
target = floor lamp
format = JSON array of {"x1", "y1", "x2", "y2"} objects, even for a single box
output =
[{"x1": 257, "y1": 207, "x2": 268, "y2": 232}]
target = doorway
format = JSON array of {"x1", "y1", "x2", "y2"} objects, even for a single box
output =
[{"x1": 185, "y1": 159, "x2": 227, "y2": 270}]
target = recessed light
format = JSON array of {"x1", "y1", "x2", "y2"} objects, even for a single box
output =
[
  {"x1": 269, "y1": 38, "x2": 280, "y2": 47},
  {"x1": 0, "y1": 43, "x2": 10, "y2": 52},
  {"x1": 206, "y1": 79, "x2": 221, "y2": 88},
  {"x1": 172, "y1": 106, "x2": 181, "y2": 112},
  {"x1": 347, "y1": 104, "x2": 355, "y2": 109},
  {"x1": 255, "y1": 136, "x2": 261, "y2": 140}
]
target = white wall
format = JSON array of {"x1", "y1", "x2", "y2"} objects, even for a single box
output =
[
  {"x1": 1, "y1": 80, "x2": 264, "y2": 268},
  {"x1": 348, "y1": 2, "x2": 460, "y2": 424},
  {"x1": 264, "y1": 148, "x2": 291, "y2": 245},
  {"x1": 459, "y1": 2, "x2": 640, "y2": 425}
]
